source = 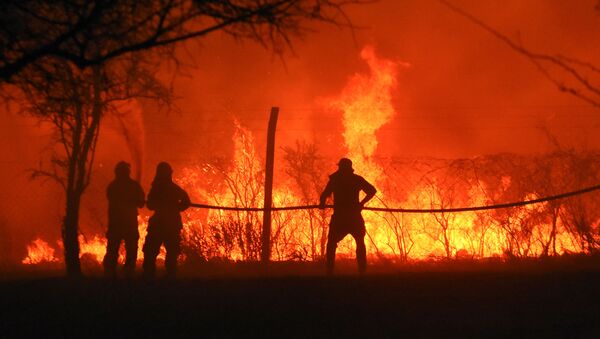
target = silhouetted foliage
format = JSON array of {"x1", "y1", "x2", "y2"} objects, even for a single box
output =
[{"x1": 0, "y1": 0, "x2": 366, "y2": 82}]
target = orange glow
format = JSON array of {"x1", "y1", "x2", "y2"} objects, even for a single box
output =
[
  {"x1": 21, "y1": 44, "x2": 597, "y2": 266},
  {"x1": 22, "y1": 238, "x2": 59, "y2": 264},
  {"x1": 330, "y1": 45, "x2": 407, "y2": 182},
  {"x1": 78, "y1": 235, "x2": 107, "y2": 263},
  {"x1": 22, "y1": 216, "x2": 169, "y2": 265}
]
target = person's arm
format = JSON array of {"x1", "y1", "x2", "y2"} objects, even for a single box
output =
[
  {"x1": 319, "y1": 180, "x2": 333, "y2": 209},
  {"x1": 179, "y1": 188, "x2": 191, "y2": 212},
  {"x1": 359, "y1": 178, "x2": 377, "y2": 208},
  {"x1": 146, "y1": 188, "x2": 157, "y2": 211}
]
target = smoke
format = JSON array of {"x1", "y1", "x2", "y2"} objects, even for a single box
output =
[
  {"x1": 156, "y1": 0, "x2": 599, "y2": 160},
  {"x1": 2, "y1": 0, "x2": 599, "y2": 266},
  {"x1": 0, "y1": 107, "x2": 63, "y2": 263},
  {"x1": 111, "y1": 100, "x2": 146, "y2": 182}
]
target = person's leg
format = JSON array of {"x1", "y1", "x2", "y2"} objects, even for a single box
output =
[
  {"x1": 353, "y1": 232, "x2": 367, "y2": 274},
  {"x1": 123, "y1": 230, "x2": 139, "y2": 278},
  {"x1": 164, "y1": 230, "x2": 181, "y2": 279},
  {"x1": 103, "y1": 231, "x2": 121, "y2": 278},
  {"x1": 142, "y1": 228, "x2": 161, "y2": 279},
  {"x1": 326, "y1": 215, "x2": 348, "y2": 275},
  {"x1": 325, "y1": 233, "x2": 338, "y2": 276}
]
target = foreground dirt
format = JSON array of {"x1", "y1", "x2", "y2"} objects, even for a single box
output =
[{"x1": 1, "y1": 268, "x2": 599, "y2": 337}]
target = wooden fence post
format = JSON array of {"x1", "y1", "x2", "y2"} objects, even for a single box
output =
[{"x1": 261, "y1": 107, "x2": 279, "y2": 263}]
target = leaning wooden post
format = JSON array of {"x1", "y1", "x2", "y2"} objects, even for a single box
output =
[{"x1": 261, "y1": 107, "x2": 279, "y2": 263}]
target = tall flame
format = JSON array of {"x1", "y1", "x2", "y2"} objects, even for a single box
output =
[
  {"x1": 327, "y1": 46, "x2": 408, "y2": 255},
  {"x1": 330, "y1": 45, "x2": 407, "y2": 183}
]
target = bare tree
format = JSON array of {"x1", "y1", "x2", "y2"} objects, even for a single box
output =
[
  {"x1": 418, "y1": 160, "x2": 477, "y2": 259},
  {"x1": 420, "y1": 177, "x2": 456, "y2": 259},
  {"x1": 283, "y1": 140, "x2": 328, "y2": 260},
  {"x1": 271, "y1": 195, "x2": 307, "y2": 261},
  {"x1": 526, "y1": 153, "x2": 570, "y2": 257},
  {"x1": 191, "y1": 123, "x2": 264, "y2": 261},
  {"x1": 372, "y1": 202, "x2": 414, "y2": 262},
  {"x1": 15, "y1": 57, "x2": 170, "y2": 276},
  {"x1": 558, "y1": 150, "x2": 600, "y2": 253}
]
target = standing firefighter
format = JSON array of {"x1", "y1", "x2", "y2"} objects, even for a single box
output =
[
  {"x1": 103, "y1": 161, "x2": 145, "y2": 278},
  {"x1": 142, "y1": 162, "x2": 191, "y2": 279},
  {"x1": 319, "y1": 158, "x2": 376, "y2": 275}
]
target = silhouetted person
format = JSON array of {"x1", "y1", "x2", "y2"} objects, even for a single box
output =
[
  {"x1": 103, "y1": 161, "x2": 145, "y2": 278},
  {"x1": 142, "y1": 162, "x2": 191, "y2": 279},
  {"x1": 319, "y1": 158, "x2": 376, "y2": 275}
]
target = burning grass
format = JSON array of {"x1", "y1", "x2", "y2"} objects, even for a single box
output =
[{"x1": 20, "y1": 45, "x2": 600, "y2": 267}]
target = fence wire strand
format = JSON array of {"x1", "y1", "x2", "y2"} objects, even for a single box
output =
[{"x1": 190, "y1": 183, "x2": 600, "y2": 213}]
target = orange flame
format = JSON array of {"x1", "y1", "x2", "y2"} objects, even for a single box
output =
[
  {"x1": 22, "y1": 216, "x2": 164, "y2": 266},
  {"x1": 327, "y1": 45, "x2": 409, "y2": 258},
  {"x1": 22, "y1": 46, "x2": 592, "y2": 266},
  {"x1": 22, "y1": 238, "x2": 59, "y2": 264},
  {"x1": 330, "y1": 45, "x2": 408, "y2": 183}
]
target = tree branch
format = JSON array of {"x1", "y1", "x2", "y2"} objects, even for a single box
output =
[{"x1": 439, "y1": 0, "x2": 600, "y2": 108}]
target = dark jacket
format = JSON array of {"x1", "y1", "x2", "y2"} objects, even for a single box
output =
[
  {"x1": 107, "y1": 177, "x2": 145, "y2": 229},
  {"x1": 146, "y1": 180, "x2": 191, "y2": 230},
  {"x1": 320, "y1": 170, "x2": 376, "y2": 214}
]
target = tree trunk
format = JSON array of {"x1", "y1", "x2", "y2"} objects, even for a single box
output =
[
  {"x1": 61, "y1": 65, "x2": 102, "y2": 277},
  {"x1": 443, "y1": 228, "x2": 451, "y2": 259},
  {"x1": 551, "y1": 212, "x2": 557, "y2": 256},
  {"x1": 63, "y1": 189, "x2": 82, "y2": 277}
]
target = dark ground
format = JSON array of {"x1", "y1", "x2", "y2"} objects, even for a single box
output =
[{"x1": 1, "y1": 259, "x2": 600, "y2": 338}]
